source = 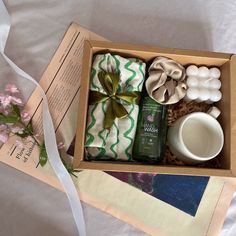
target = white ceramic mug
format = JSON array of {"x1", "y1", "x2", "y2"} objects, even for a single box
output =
[{"x1": 167, "y1": 107, "x2": 224, "y2": 164}]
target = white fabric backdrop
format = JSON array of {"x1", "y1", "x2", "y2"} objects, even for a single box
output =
[{"x1": 1, "y1": 0, "x2": 236, "y2": 235}]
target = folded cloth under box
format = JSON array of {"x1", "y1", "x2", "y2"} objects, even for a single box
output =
[{"x1": 85, "y1": 53, "x2": 146, "y2": 161}]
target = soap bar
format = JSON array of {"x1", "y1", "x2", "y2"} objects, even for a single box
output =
[{"x1": 132, "y1": 95, "x2": 167, "y2": 163}]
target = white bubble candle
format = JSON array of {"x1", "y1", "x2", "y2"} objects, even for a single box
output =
[{"x1": 185, "y1": 65, "x2": 222, "y2": 103}]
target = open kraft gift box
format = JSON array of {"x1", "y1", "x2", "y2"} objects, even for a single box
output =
[{"x1": 73, "y1": 40, "x2": 236, "y2": 177}]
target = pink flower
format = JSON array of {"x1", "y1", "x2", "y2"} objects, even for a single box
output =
[
  {"x1": 26, "y1": 136, "x2": 34, "y2": 142},
  {"x1": 21, "y1": 111, "x2": 31, "y2": 122},
  {"x1": 0, "y1": 95, "x2": 11, "y2": 108},
  {"x1": 15, "y1": 140, "x2": 24, "y2": 148},
  {"x1": 9, "y1": 96, "x2": 23, "y2": 106},
  {"x1": 0, "y1": 132, "x2": 9, "y2": 143},
  {"x1": 2, "y1": 108, "x2": 10, "y2": 115},
  {"x1": 5, "y1": 84, "x2": 19, "y2": 94},
  {"x1": 57, "y1": 142, "x2": 65, "y2": 150},
  {"x1": 0, "y1": 124, "x2": 7, "y2": 131},
  {"x1": 10, "y1": 125, "x2": 24, "y2": 134}
]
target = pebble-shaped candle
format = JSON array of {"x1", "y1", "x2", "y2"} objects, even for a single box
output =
[
  {"x1": 185, "y1": 88, "x2": 199, "y2": 101},
  {"x1": 210, "y1": 68, "x2": 221, "y2": 79},
  {"x1": 199, "y1": 78, "x2": 210, "y2": 88},
  {"x1": 186, "y1": 76, "x2": 198, "y2": 87},
  {"x1": 186, "y1": 65, "x2": 199, "y2": 77},
  {"x1": 185, "y1": 65, "x2": 222, "y2": 103},
  {"x1": 209, "y1": 79, "x2": 221, "y2": 90},
  {"x1": 198, "y1": 66, "x2": 210, "y2": 78},
  {"x1": 198, "y1": 88, "x2": 210, "y2": 102},
  {"x1": 210, "y1": 90, "x2": 222, "y2": 102}
]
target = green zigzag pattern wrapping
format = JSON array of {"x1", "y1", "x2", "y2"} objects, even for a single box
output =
[
  {"x1": 86, "y1": 55, "x2": 106, "y2": 147},
  {"x1": 85, "y1": 61, "x2": 100, "y2": 146},
  {"x1": 97, "y1": 102, "x2": 107, "y2": 156},
  {"x1": 114, "y1": 55, "x2": 122, "y2": 93},
  {"x1": 96, "y1": 56, "x2": 108, "y2": 157},
  {"x1": 138, "y1": 63, "x2": 145, "y2": 91},
  {"x1": 123, "y1": 61, "x2": 136, "y2": 159},
  {"x1": 123, "y1": 104, "x2": 135, "y2": 160},
  {"x1": 85, "y1": 103, "x2": 97, "y2": 146},
  {"x1": 110, "y1": 122, "x2": 119, "y2": 159},
  {"x1": 91, "y1": 68, "x2": 99, "y2": 90},
  {"x1": 99, "y1": 54, "x2": 106, "y2": 70},
  {"x1": 124, "y1": 61, "x2": 136, "y2": 91},
  {"x1": 95, "y1": 148, "x2": 105, "y2": 160},
  {"x1": 94, "y1": 54, "x2": 106, "y2": 91},
  {"x1": 86, "y1": 53, "x2": 146, "y2": 161}
]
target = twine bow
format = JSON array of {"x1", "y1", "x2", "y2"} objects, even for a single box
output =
[{"x1": 89, "y1": 71, "x2": 141, "y2": 129}]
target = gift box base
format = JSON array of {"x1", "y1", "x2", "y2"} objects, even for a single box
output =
[{"x1": 74, "y1": 40, "x2": 236, "y2": 177}]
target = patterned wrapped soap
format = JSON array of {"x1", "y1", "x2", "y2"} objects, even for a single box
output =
[{"x1": 85, "y1": 53, "x2": 146, "y2": 161}]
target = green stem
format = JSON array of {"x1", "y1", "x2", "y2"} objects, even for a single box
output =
[
  {"x1": 69, "y1": 171, "x2": 78, "y2": 178},
  {"x1": 19, "y1": 120, "x2": 40, "y2": 146},
  {"x1": 19, "y1": 119, "x2": 77, "y2": 177},
  {"x1": 30, "y1": 134, "x2": 40, "y2": 147}
]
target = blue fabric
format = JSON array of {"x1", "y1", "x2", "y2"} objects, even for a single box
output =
[
  {"x1": 152, "y1": 174, "x2": 209, "y2": 216},
  {"x1": 106, "y1": 172, "x2": 209, "y2": 216}
]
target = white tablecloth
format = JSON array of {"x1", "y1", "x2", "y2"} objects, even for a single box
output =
[{"x1": 1, "y1": 0, "x2": 236, "y2": 235}]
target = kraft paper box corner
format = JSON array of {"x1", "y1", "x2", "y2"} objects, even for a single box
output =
[{"x1": 73, "y1": 40, "x2": 236, "y2": 177}]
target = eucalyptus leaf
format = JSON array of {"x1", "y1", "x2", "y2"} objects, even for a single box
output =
[
  {"x1": 61, "y1": 158, "x2": 77, "y2": 178},
  {"x1": 0, "y1": 113, "x2": 19, "y2": 123},
  {"x1": 39, "y1": 142, "x2": 48, "y2": 167},
  {"x1": 15, "y1": 131, "x2": 30, "y2": 138},
  {"x1": 26, "y1": 120, "x2": 34, "y2": 134},
  {"x1": 39, "y1": 141, "x2": 76, "y2": 176},
  {"x1": 11, "y1": 104, "x2": 21, "y2": 117}
]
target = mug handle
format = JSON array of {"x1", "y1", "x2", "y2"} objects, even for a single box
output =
[{"x1": 207, "y1": 106, "x2": 221, "y2": 119}]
